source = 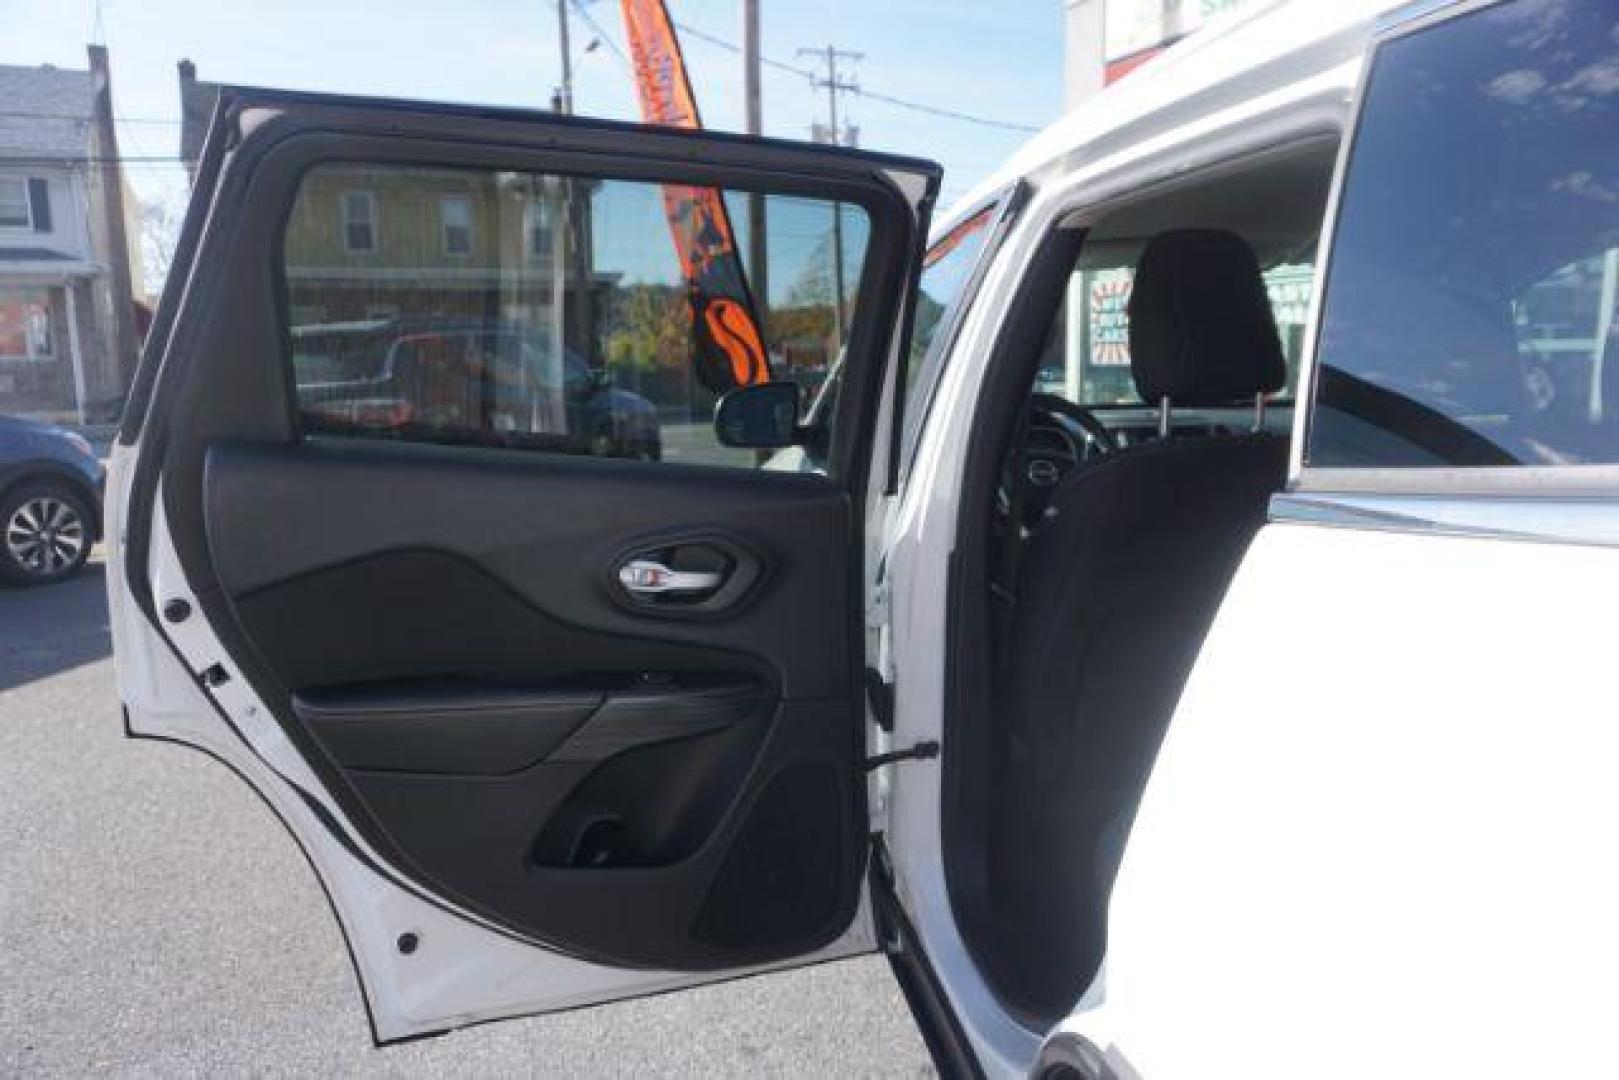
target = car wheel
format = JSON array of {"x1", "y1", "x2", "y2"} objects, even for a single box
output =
[
  {"x1": 590, "y1": 422, "x2": 620, "y2": 458},
  {"x1": 0, "y1": 483, "x2": 93, "y2": 585}
]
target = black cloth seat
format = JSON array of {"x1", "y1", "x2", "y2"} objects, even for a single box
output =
[{"x1": 985, "y1": 229, "x2": 1289, "y2": 1018}]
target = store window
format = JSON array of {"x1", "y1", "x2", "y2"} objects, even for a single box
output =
[{"x1": 1050, "y1": 260, "x2": 1315, "y2": 405}]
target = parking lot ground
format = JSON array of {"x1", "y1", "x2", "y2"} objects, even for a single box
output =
[{"x1": 0, "y1": 559, "x2": 932, "y2": 1077}]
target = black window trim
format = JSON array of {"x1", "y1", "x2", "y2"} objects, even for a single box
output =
[
  {"x1": 274, "y1": 150, "x2": 899, "y2": 475},
  {"x1": 1289, "y1": 0, "x2": 1605, "y2": 499}
]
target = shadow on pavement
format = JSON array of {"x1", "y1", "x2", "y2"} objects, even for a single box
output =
[{"x1": 0, "y1": 562, "x2": 111, "y2": 692}]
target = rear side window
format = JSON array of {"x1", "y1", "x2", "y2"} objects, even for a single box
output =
[
  {"x1": 281, "y1": 162, "x2": 872, "y2": 470},
  {"x1": 1306, "y1": 0, "x2": 1619, "y2": 469}
]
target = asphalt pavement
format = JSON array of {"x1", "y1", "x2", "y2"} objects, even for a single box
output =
[{"x1": 0, "y1": 558, "x2": 932, "y2": 1077}]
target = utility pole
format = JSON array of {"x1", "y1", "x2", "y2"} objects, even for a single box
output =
[
  {"x1": 798, "y1": 44, "x2": 862, "y2": 346},
  {"x1": 551, "y1": 0, "x2": 596, "y2": 389},
  {"x1": 743, "y1": 0, "x2": 768, "y2": 337},
  {"x1": 86, "y1": 44, "x2": 139, "y2": 419},
  {"x1": 556, "y1": 0, "x2": 575, "y2": 115}
]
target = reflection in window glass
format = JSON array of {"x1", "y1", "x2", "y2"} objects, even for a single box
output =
[
  {"x1": 900, "y1": 204, "x2": 997, "y2": 455},
  {"x1": 0, "y1": 177, "x2": 30, "y2": 229},
  {"x1": 341, "y1": 190, "x2": 376, "y2": 254},
  {"x1": 281, "y1": 164, "x2": 871, "y2": 469},
  {"x1": 439, "y1": 195, "x2": 472, "y2": 257},
  {"x1": 1307, "y1": 0, "x2": 1619, "y2": 469},
  {"x1": 0, "y1": 288, "x2": 55, "y2": 361}
]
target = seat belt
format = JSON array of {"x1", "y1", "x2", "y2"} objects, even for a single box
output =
[{"x1": 991, "y1": 405, "x2": 1035, "y2": 660}]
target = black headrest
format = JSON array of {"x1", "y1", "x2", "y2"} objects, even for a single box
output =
[{"x1": 1127, "y1": 229, "x2": 1287, "y2": 405}]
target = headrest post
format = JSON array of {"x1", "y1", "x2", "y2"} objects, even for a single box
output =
[
  {"x1": 1252, "y1": 392, "x2": 1266, "y2": 433},
  {"x1": 1158, "y1": 395, "x2": 1172, "y2": 439}
]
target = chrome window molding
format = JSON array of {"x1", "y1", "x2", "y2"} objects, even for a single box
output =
[
  {"x1": 1297, "y1": 466, "x2": 1619, "y2": 498},
  {"x1": 1273, "y1": 487, "x2": 1619, "y2": 549}
]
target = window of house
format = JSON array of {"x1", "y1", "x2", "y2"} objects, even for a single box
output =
[
  {"x1": 0, "y1": 288, "x2": 55, "y2": 361},
  {"x1": 440, "y1": 195, "x2": 472, "y2": 257},
  {"x1": 281, "y1": 162, "x2": 872, "y2": 470},
  {"x1": 528, "y1": 200, "x2": 553, "y2": 259},
  {"x1": 341, "y1": 190, "x2": 376, "y2": 253},
  {"x1": 0, "y1": 178, "x2": 31, "y2": 230},
  {"x1": 1306, "y1": 0, "x2": 1619, "y2": 469}
]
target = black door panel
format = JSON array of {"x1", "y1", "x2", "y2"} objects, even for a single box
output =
[
  {"x1": 292, "y1": 681, "x2": 605, "y2": 774},
  {"x1": 294, "y1": 676, "x2": 763, "y2": 774},
  {"x1": 208, "y1": 440, "x2": 850, "y2": 697},
  {"x1": 203, "y1": 439, "x2": 862, "y2": 968},
  {"x1": 347, "y1": 699, "x2": 854, "y2": 967}
]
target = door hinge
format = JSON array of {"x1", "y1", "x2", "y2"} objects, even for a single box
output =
[
  {"x1": 863, "y1": 740, "x2": 939, "y2": 771},
  {"x1": 865, "y1": 571, "x2": 890, "y2": 631},
  {"x1": 865, "y1": 666, "x2": 895, "y2": 732}
]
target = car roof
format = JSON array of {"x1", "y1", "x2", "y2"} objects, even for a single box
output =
[{"x1": 932, "y1": 0, "x2": 1426, "y2": 241}]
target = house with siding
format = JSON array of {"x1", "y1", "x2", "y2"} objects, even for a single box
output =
[
  {"x1": 178, "y1": 63, "x2": 605, "y2": 360},
  {"x1": 0, "y1": 48, "x2": 143, "y2": 422}
]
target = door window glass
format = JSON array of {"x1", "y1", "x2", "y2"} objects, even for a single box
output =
[
  {"x1": 1306, "y1": 0, "x2": 1619, "y2": 468},
  {"x1": 282, "y1": 163, "x2": 871, "y2": 468},
  {"x1": 899, "y1": 204, "x2": 998, "y2": 458}
]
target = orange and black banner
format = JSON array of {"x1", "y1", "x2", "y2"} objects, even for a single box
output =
[{"x1": 620, "y1": 0, "x2": 770, "y2": 392}]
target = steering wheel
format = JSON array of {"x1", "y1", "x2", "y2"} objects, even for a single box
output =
[
  {"x1": 1029, "y1": 393, "x2": 1119, "y2": 456},
  {"x1": 995, "y1": 394, "x2": 1120, "y2": 529}
]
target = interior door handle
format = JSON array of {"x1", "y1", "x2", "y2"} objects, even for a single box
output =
[{"x1": 617, "y1": 559, "x2": 725, "y2": 596}]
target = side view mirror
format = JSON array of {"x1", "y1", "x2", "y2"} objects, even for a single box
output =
[{"x1": 714, "y1": 382, "x2": 802, "y2": 448}]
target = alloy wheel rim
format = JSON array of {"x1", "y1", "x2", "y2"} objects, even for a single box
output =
[{"x1": 6, "y1": 496, "x2": 85, "y2": 576}]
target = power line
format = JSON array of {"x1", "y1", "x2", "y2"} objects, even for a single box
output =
[
  {"x1": 851, "y1": 87, "x2": 1039, "y2": 133},
  {"x1": 670, "y1": 15, "x2": 1037, "y2": 134},
  {"x1": 673, "y1": 19, "x2": 816, "y2": 81},
  {"x1": 568, "y1": 0, "x2": 631, "y2": 70}
]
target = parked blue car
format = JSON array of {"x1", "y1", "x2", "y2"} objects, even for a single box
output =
[{"x1": 0, "y1": 415, "x2": 104, "y2": 585}]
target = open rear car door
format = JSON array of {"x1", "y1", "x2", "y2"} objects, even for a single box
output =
[{"x1": 107, "y1": 89, "x2": 937, "y2": 1043}]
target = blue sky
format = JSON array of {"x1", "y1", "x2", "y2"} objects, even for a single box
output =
[{"x1": 10, "y1": 0, "x2": 1063, "y2": 246}]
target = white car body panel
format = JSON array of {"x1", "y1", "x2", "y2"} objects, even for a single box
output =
[
  {"x1": 105, "y1": 445, "x2": 877, "y2": 1044},
  {"x1": 1068, "y1": 519, "x2": 1619, "y2": 1077},
  {"x1": 883, "y1": 1, "x2": 1416, "y2": 1072}
]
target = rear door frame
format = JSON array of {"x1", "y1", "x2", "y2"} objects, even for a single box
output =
[{"x1": 109, "y1": 88, "x2": 938, "y2": 1043}]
